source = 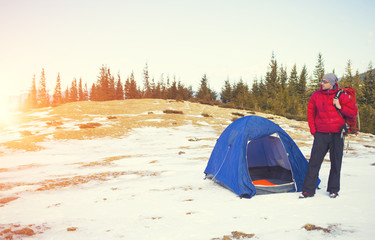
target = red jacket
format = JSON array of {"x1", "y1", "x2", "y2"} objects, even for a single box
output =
[{"x1": 307, "y1": 84, "x2": 358, "y2": 135}]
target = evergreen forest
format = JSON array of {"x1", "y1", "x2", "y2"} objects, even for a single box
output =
[{"x1": 24, "y1": 54, "x2": 375, "y2": 134}]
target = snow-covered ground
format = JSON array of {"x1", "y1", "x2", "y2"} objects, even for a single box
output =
[{"x1": 1, "y1": 108, "x2": 375, "y2": 240}]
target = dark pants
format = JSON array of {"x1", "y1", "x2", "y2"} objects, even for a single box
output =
[{"x1": 302, "y1": 132, "x2": 344, "y2": 194}]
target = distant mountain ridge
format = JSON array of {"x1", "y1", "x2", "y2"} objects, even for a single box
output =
[{"x1": 359, "y1": 68, "x2": 375, "y2": 80}]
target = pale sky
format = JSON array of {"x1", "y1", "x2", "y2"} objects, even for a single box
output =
[{"x1": 1, "y1": 0, "x2": 374, "y2": 97}]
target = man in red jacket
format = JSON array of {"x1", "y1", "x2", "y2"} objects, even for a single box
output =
[{"x1": 300, "y1": 73, "x2": 358, "y2": 198}]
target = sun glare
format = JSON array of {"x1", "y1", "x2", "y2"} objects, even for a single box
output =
[{"x1": 0, "y1": 95, "x2": 18, "y2": 127}]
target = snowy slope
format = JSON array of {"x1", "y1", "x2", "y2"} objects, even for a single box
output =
[{"x1": 0, "y1": 101, "x2": 375, "y2": 240}]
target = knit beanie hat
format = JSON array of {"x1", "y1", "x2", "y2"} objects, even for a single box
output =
[{"x1": 323, "y1": 73, "x2": 338, "y2": 86}]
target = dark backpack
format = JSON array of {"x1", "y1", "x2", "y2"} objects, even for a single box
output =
[{"x1": 334, "y1": 87, "x2": 359, "y2": 135}]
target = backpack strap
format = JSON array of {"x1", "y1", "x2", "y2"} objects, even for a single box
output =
[
  {"x1": 334, "y1": 89, "x2": 348, "y2": 137},
  {"x1": 334, "y1": 89, "x2": 344, "y2": 100},
  {"x1": 334, "y1": 89, "x2": 345, "y2": 113}
]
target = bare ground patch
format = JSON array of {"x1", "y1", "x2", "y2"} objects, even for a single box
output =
[
  {"x1": 191, "y1": 157, "x2": 208, "y2": 161},
  {"x1": 1, "y1": 134, "x2": 48, "y2": 151},
  {"x1": 302, "y1": 223, "x2": 353, "y2": 235},
  {"x1": 74, "y1": 155, "x2": 144, "y2": 167},
  {"x1": 78, "y1": 122, "x2": 102, "y2": 129},
  {"x1": 0, "y1": 171, "x2": 160, "y2": 192},
  {"x1": 212, "y1": 231, "x2": 255, "y2": 240},
  {"x1": 0, "y1": 164, "x2": 45, "y2": 173},
  {"x1": 0, "y1": 223, "x2": 50, "y2": 240},
  {"x1": 163, "y1": 109, "x2": 184, "y2": 114},
  {"x1": 0, "y1": 196, "x2": 19, "y2": 207},
  {"x1": 36, "y1": 171, "x2": 160, "y2": 191}
]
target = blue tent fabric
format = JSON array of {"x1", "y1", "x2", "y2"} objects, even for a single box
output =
[{"x1": 204, "y1": 116, "x2": 313, "y2": 198}]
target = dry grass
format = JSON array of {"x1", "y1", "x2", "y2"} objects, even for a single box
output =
[
  {"x1": 0, "y1": 223, "x2": 50, "y2": 239},
  {"x1": 213, "y1": 231, "x2": 255, "y2": 240},
  {"x1": 201, "y1": 113, "x2": 212, "y2": 117},
  {"x1": 0, "y1": 164, "x2": 43, "y2": 173},
  {"x1": 2, "y1": 134, "x2": 48, "y2": 151},
  {"x1": 302, "y1": 223, "x2": 347, "y2": 234},
  {"x1": 0, "y1": 99, "x2": 311, "y2": 152},
  {"x1": 303, "y1": 223, "x2": 332, "y2": 233},
  {"x1": 78, "y1": 122, "x2": 102, "y2": 129},
  {"x1": 0, "y1": 171, "x2": 159, "y2": 193},
  {"x1": 0, "y1": 196, "x2": 19, "y2": 205},
  {"x1": 66, "y1": 227, "x2": 78, "y2": 231},
  {"x1": 163, "y1": 109, "x2": 184, "y2": 114},
  {"x1": 35, "y1": 171, "x2": 159, "y2": 191},
  {"x1": 77, "y1": 155, "x2": 142, "y2": 167}
]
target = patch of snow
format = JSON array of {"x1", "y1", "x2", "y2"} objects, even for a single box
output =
[
  {"x1": 0, "y1": 118, "x2": 374, "y2": 240},
  {"x1": 140, "y1": 119, "x2": 164, "y2": 123},
  {"x1": 196, "y1": 121, "x2": 210, "y2": 126},
  {"x1": 26, "y1": 109, "x2": 54, "y2": 118}
]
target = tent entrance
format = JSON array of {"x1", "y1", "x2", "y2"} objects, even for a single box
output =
[{"x1": 246, "y1": 133, "x2": 296, "y2": 194}]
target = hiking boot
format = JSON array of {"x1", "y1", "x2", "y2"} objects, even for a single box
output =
[
  {"x1": 299, "y1": 192, "x2": 314, "y2": 199},
  {"x1": 329, "y1": 192, "x2": 339, "y2": 198}
]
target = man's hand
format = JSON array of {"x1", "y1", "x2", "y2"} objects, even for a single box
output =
[{"x1": 333, "y1": 99, "x2": 341, "y2": 109}]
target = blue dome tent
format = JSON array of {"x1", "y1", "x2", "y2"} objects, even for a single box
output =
[{"x1": 204, "y1": 116, "x2": 314, "y2": 198}]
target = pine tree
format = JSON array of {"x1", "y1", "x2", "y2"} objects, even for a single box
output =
[
  {"x1": 362, "y1": 63, "x2": 375, "y2": 107},
  {"x1": 38, "y1": 68, "x2": 50, "y2": 107},
  {"x1": 27, "y1": 74, "x2": 38, "y2": 108},
  {"x1": 143, "y1": 63, "x2": 152, "y2": 98},
  {"x1": 251, "y1": 78, "x2": 260, "y2": 98},
  {"x1": 63, "y1": 86, "x2": 70, "y2": 103},
  {"x1": 264, "y1": 53, "x2": 280, "y2": 110},
  {"x1": 125, "y1": 72, "x2": 138, "y2": 99},
  {"x1": 84, "y1": 83, "x2": 89, "y2": 101},
  {"x1": 168, "y1": 78, "x2": 178, "y2": 99},
  {"x1": 288, "y1": 64, "x2": 298, "y2": 95},
  {"x1": 359, "y1": 105, "x2": 375, "y2": 134},
  {"x1": 176, "y1": 81, "x2": 190, "y2": 101},
  {"x1": 52, "y1": 73, "x2": 62, "y2": 106},
  {"x1": 96, "y1": 65, "x2": 110, "y2": 101},
  {"x1": 279, "y1": 65, "x2": 288, "y2": 91},
  {"x1": 340, "y1": 60, "x2": 354, "y2": 88},
  {"x1": 277, "y1": 66, "x2": 288, "y2": 114},
  {"x1": 154, "y1": 81, "x2": 162, "y2": 99},
  {"x1": 78, "y1": 78, "x2": 85, "y2": 101},
  {"x1": 297, "y1": 65, "x2": 307, "y2": 97},
  {"x1": 108, "y1": 69, "x2": 116, "y2": 100},
  {"x1": 221, "y1": 78, "x2": 232, "y2": 103},
  {"x1": 312, "y1": 53, "x2": 325, "y2": 91},
  {"x1": 297, "y1": 65, "x2": 308, "y2": 115},
  {"x1": 197, "y1": 74, "x2": 216, "y2": 103},
  {"x1": 124, "y1": 77, "x2": 130, "y2": 99},
  {"x1": 286, "y1": 65, "x2": 299, "y2": 115},
  {"x1": 161, "y1": 81, "x2": 167, "y2": 99},
  {"x1": 232, "y1": 79, "x2": 250, "y2": 109},
  {"x1": 69, "y1": 78, "x2": 78, "y2": 102},
  {"x1": 353, "y1": 70, "x2": 362, "y2": 103},
  {"x1": 298, "y1": 65, "x2": 308, "y2": 104},
  {"x1": 115, "y1": 73, "x2": 124, "y2": 100},
  {"x1": 257, "y1": 78, "x2": 268, "y2": 110},
  {"x1": 90, "y1": 83, "x2": 97, "y2": 101},
  {"x1": 150, "y1": 77, "x2": 156, "y2": 98},
  {"x1": 265, "y1": 53, "x2": 279, "y2": 98}
]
